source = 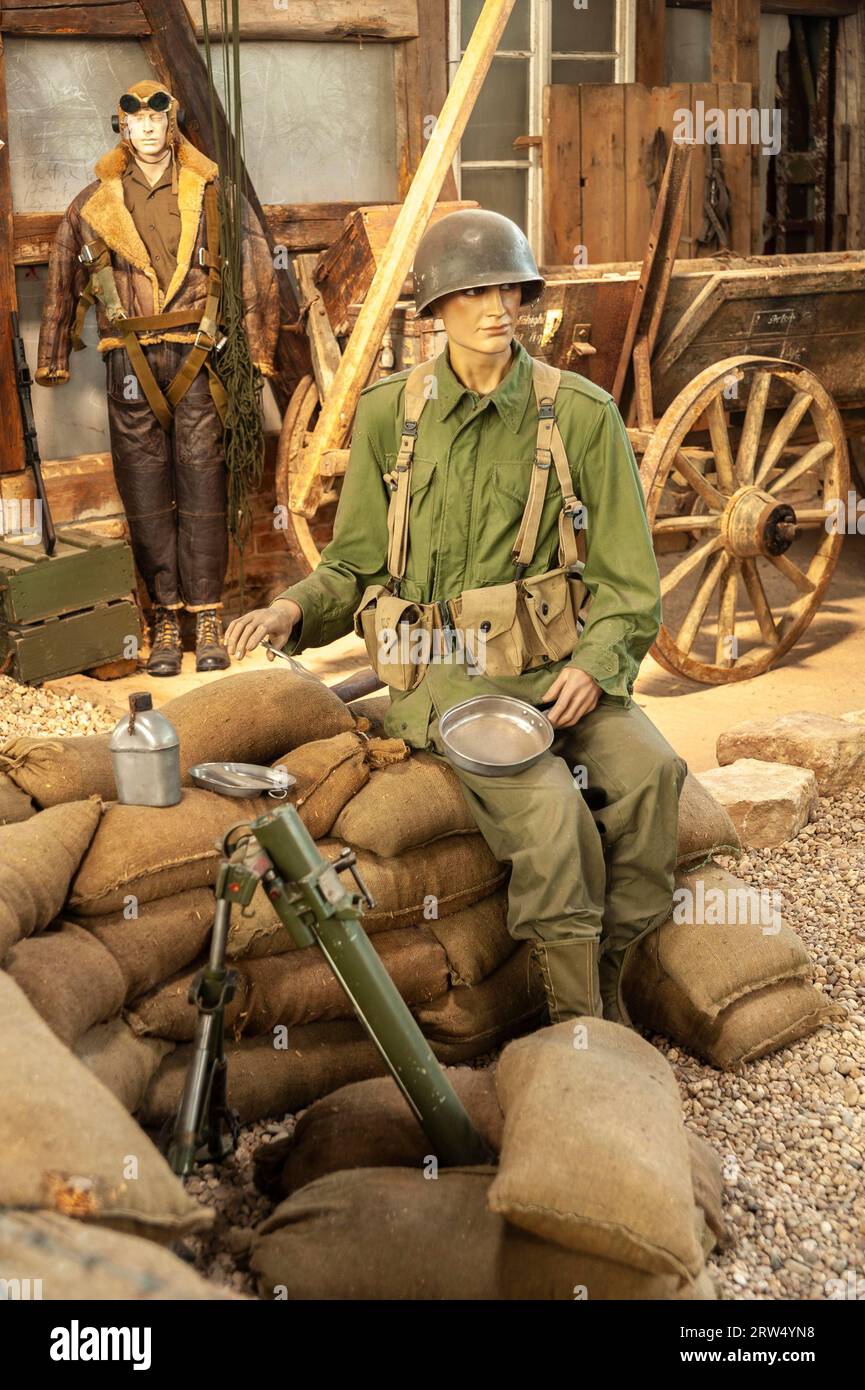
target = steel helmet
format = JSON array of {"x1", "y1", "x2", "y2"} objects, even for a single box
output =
[
  {"x1": 413, "y1": 209, "x2": 545, "y2": 318},
  {"x1": 113, "y1": 80, "x2": 184, "y2": 151}
]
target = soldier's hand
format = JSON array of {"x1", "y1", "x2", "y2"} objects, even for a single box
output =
[
  {"x1": 225, "y1": 602, "x2": 301, "y2": 661},
  {"x1": 540, "y1": 667, "x2": 601, "y2": 728}
]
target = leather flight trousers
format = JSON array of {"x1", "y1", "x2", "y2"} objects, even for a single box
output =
[
  {"x1": 426, "y1": 694, "x2": 688, "y2": 1025},
  {"x1": 105, "y1": 342, "x2": 229, "y2": 610}
]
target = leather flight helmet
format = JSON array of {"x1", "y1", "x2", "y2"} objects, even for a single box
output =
[
  {"x1": 112, "y1": 79, "x2": 184, "y2": 149},
  {"x1": 413, "y1": 209, "x2": 545, "y2": 318}
]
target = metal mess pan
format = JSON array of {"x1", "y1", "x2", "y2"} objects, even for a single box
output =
[
  {"x1": 438, "y1": 695, "x2": 554, "y2": 777},
  {"x1": 189, "y1": 761, "x2": 297, "y2": 799}
]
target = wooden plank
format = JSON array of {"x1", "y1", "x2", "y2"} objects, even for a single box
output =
[
  {"x1": 415, "y1": 0, "x2": 457, "y2": 201},
  {"x1": 0, "y1": 35, "x2": 25, "y2": 477},
  {"x1": 137, "y1": 0, "x2": 309, "y2": 410},
  {"x1": 670, "y1": 0, "x2": 856, "y2": 14},
  {"x1": 711, "y1": 0, "x2": 760, "y2": 88},
  {"x1": 717, "y1": 81, "x2": 754, "y2": 255},
  {"x1": 542, "y1": 84, "x2": 582, "y2": 266},
  {"x1": 0, "y1": 1, "x2": 148, "y2": 37},
  {"x1": 834, "y1": 8, "x2": 864, "y2": 249},
  {"x1": 635, "y1": 0, "x2": 666, "y2": 88},
  {"x1": 185, "y1": 0, "x2": 419, "y2": 41},
  {"x1": 623, "y1": 84, "x2": 653, "y2": 262},
  {"x1": 579, "y1": 84, "x2": 626, "y2": 263},
  {"x1": 293, "y1": 254, "x2": 342, "y2": 399}
]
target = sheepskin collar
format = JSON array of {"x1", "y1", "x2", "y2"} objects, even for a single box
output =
[{"x1": 81, "y1": 138, "x2": 218, "y2": 312}]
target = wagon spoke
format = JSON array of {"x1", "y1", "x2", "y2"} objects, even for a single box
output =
[
  {"x1": 753, "y1": 391, "x2": 814, "y2": 487},
  {"x1": 660, "y1": 534, "x2": 724, "y2": 598},
  {"x1": 766, "y1": 439, "x2": 835, "y2": 496},
  {"x1": 767, "y1": 552, "x2": 816, "y2": 594},
  {"x1": 740, "y1": 558, "x2": 780, "y2": 647},
  {"x1": 735, "y1": 370, "x2": 771, "y2": 485},
  {"x1": 672, "y1": 450, "x2": 726, "y2": 510},
  {"x1": 794, "y1": 507, "x2": 834, "y2": 527},
  {"x1": 654, "y1": 514, "x2": 722, "y2": 532},
  {"x1": 705, "y1": 396, "x2": 737, "y2": 494},
  {"x1": 715, "y1": 562, "x2": 738, "y2": 667},
  {"x1": 677, "y1": 553, "x2": 729, "y2": 655}
]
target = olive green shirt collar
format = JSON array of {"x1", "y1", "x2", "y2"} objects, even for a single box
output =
[{"x1": 434, "y1": 337, "x2": 533, "y2": 434}]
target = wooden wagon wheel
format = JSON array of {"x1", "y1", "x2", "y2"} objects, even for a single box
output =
[
  {"x1": 274, "y1": 374, "x2": 337, "y2": 574},
  {"x1": 640, "y1": 355, "x2": 849, "y2": 684}
]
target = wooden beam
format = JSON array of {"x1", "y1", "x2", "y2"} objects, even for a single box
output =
[
  {"x1": 834, "y1": 7, "x2": 865, "y2": 249},
  {"x1": 670, "y1": 0, "x2": 855, "y2": 14},
  {"x1": 414, "y1": 0, "x2": 457, "y2": 200},
  {"x1": 635, "y1": 1, "x2": 667, "y2": 88},
  {"x1": 710, "y1": 0, "x2": 760, "y2": 87},
  {"x1": 0, "y1": 35, "x2": 25, "y2": 477},
  {"x1": 136, "y1": 0, "x2": 310, "y2": 410},
  {"x1": 0, "y1": 2, "x2": 149, "y2": 38},
  {"x1": 185, "y1": 0, "x2": 419, "y2": 42}
]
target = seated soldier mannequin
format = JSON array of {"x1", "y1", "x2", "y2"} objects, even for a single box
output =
[
  {"x1": 225, "y1": 209, "x2": 688, "y2": 1026},
  {"x1": 37, "y1": 80, "x2": 279, "y2": 676}
]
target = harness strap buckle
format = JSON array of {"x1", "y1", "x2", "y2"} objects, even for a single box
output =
[
  {"x1": 537, "y1": 400, "x2": 555, "y2": 420},
  {"x1": 403, "y1": 419, "x2": 418, "y2": 437},
  {"x1": 535, "y1": 446, "x2": 552, "y2": 469}
]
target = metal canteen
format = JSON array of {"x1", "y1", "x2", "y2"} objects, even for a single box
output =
[
  {"x1": 438, "y1": 695, "x2": 554, "y2": 777},
  {"x1": 110, "y1": 692, "x2": 181, "y2": 806}
]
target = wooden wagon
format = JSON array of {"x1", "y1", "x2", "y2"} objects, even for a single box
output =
[{"x1": 278, "y1": 143, "x2": 862, "y2": 686}]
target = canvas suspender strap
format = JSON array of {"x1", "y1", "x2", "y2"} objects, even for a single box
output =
[
  {"x1": 73, "y1": 184, "x2": 224, "y2": 431},
  {"x1": 513, "y1": 357, "x2": 583, "y2": 574},
  {"x1": 382, "y1": 356, "x2": 436, "y2": 586}
]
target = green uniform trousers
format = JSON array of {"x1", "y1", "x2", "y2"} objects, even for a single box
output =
[{"x1": 426, "y1": 695, "x2": 688, "y2": 1023}]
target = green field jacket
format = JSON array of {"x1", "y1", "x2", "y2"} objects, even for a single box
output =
[{"x1": 274, "y1": 337, "x2": 661, "y2": 750}]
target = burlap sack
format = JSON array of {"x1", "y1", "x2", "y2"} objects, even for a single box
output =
[
  {"x1": 348, "y1": 694, "x2": 391, "y2": 737},
  {"x1": 68, "y1": 788, "x2": 264, "y2": 916},
  {"x1": 332, "y1": 751, "x2": 477, "y2": 855},
  {"x1": 66, "y1": 887, "x2": 214, "y2": 1001},
  {"x1": 676, "y1": 773, "x2": 741, "y2": 867},
  {"x1": 0, "y1": 1210, "x2": 237, "y2": 1300},
  {"x1": 5, "y1": 922, "x2": 127, "y2": 1046},
  {"x1": 687, "y1": 1132, "x2": 727, "y2": 1247},
  {"x1": 253, "y1": 1065, "x2": 503, "y2": 1200},
  {"x1": 426, "y1": 889, "x2": 515, "y2": 986},
  {"x1": 0, "y1": 769, "x2": 34, "y2": 826},
  {"x1": 489, "y1": 1019, "x2": 704, "y2": 1285},
  {"x1": 270, "y1": 730, "x2": 371, "y2": 839},
  {"x1": 226, "y1": 834, "x2": 508, "y2": 958},
  {"x1": 250, "y1": 1167, "x2": 714, "y2": 1301},
  {"x1": 497, "y1": 1220, "x2": 716, "y2": 1301},
  {"x1": 0, "y1": 799, "x2": 102, "y2": 960},
  {"x1": 0, "y1": 668, "x2": 355, "y2": 808},
  {"x1": 125, "y1": 955, "x2": 253, "y2": 1043},
  {"x1": 74, "y1": 1019, "x2": 174, "y2": 1114},
  {"x1": 413, "y1": 944, "x2": 545, "y2": 1049},
  {"x1": 0, "y1": 972, "x2": 211, "y2": 1241}
]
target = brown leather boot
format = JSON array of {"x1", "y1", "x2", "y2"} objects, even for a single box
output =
[
  {"x1": 146, "y1": 605, "x2": 183, "y2": 677},
  {"x1": 194, "y1": 607, "x2": 230, "y2": 672},
  {"x1": 530, "y1": 937, "x2": 604, "y2": 1023}
]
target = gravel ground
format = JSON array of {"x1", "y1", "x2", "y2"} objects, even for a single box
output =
[{"x1": 2, "y1": 674, "x2": 862, "y2": 1301}]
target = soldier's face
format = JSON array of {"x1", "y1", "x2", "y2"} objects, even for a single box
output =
[
  {"x1": 435, "y1": 283, "x2": 522, "y2": 355},
  {"x1": 125, "y1": 109, "x2": 169, "y2": 158}
]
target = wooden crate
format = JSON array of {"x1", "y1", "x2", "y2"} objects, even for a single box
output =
[
  {"x1": 344, "y1": 300, "x2": 447, "y2": 380},
  {"x1": 0, "y1": 527, "x2": 135, "y2": 625},
  {"x1": 0, "y1": 598, "x2": 141, "y2": 685}
]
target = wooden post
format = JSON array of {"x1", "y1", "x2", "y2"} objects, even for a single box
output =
[
  {"x1": 137, "y1": 0, "x2": 310, "y2": 409},
  {"x1": 0, "y1": 35, "x2": 25, "y2": 477},
  {"x1": 635, "y1": 0, "x2": 667, "y2": 89},
  {"x1": 292, "y1": 0, "x2": 517, "y2": 520},
  {"x1": 711, "y1": 0, "x2": 762, "y2": 254}
]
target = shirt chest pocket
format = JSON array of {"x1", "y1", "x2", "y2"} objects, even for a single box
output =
[
  {"x1": 384, "y1": 453, "x2": 438, "y2": 583},
  {"x1": 474, "y1": 459, "x2": 563, "y2": 581}
]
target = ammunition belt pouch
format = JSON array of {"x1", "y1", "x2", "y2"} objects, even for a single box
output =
[{"x1": 352, "y1": 355, "x2": 589, "y2": 693}]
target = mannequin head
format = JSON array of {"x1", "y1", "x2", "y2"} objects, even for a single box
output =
[
  {"x1": 431, "y1": 283, "x2": 523, "y2": 358},
  {"x1": 116, "y1": 80, "x2": 181, "y2": 162}
]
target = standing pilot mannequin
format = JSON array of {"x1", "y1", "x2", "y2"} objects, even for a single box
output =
[{"x1": 36, "y1": 80, "x2": 279, "y2": 675}]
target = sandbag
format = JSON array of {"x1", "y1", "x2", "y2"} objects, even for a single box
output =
[
  {"x1": 0, "y1": 769, "x2": 35, "y2": 826},
  {"x1": 332, "y1": 751, "x2": 477, "y2": 855},
  {"x1": 0, "y1": 799, "x2": 102, "y2": 960},
  {"x1": 68, "y1": 788, "x2": 264, "y2": 916},
  {"x1": 128, "y1": 926, "x2": 449, "y2": 1041},
  {"x1": 0, "y1": 668, "x2": 356, "y2": 808},
  {"x1": 0, "y1": 1210, "x2": 236, "y2": 1300},
  {"x1": 74, "y1": 1018, "x2": 174, "y2": 1114},
  {"x1": 226, "y1": 834, "x2": 508, "y2": 958},
  {"x1": 253, "y1": 1065, "x2": 503, "y2": 1200},
  {"x1": 687, "y1": 1132, "x2": 727, "y2": 1248},
  {"x1": 66, "y1": 888, "x2": 215, "y2": 1001},
  {"x1": 0, "y1": 972, "x2": 210, "y2": 1241},
  {"x1": 426, "y1": 889, "x2": 515, "y2": 986},
  {"x1": 489, "y1": 1019, "x2": 704, "y2": 1286},
  {"x1": 250, "y1": 1167, "x2": 714, "y2": 1301},
  {"x1": 676, "y1": 773, "x2": 741, "y2": 866},
  {"x1": 5, "y1": 922, "x2": 127, "y2": 1046},
  {"x1": 348, "y1": 694, "x2": 391, "y2": 737},
  {"x1": 270, "y1": 730, "x2": 371, "y2": 839},
  {"x1": 413, "y1": 944, "x2": 545, "y2": 1048}
]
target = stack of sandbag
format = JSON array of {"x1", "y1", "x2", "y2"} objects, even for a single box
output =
[
  {"x1": 248, "y1": 1021, "x2": 725, "y2": 1300},
  {"x1": 622, "y1": 861, "x2": 843, "y2": 1067}
]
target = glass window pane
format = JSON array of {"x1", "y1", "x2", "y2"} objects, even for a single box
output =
[
  {"x1": 552, "y1": 0, "x2": 615, "y2": 53},
  {"x1": 203, "y1": 42, "x2": 397, "y2": 203},
  {"x1": 461, "y1": 0, "x2": 530, "y2": 51},
  {"x1": 461, "y1": 168, "x2": 527, "y2": 232},
  {"x1": 461, "y1": 56, "x2": 528, "y2": 163},
  {"x1": 6, "y1": 36, "x2": 158, "y2": 212},
  {"x1": 552, "y1": 57, "x2": 616, "y2": 85}
]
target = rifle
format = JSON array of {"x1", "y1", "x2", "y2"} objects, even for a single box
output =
[
  {"x1": 10, "y1": 312, "x2": 57, "y2": 555},
  {"x1": 165, "y1": 802, "x2": 494, "y2": 1177}
]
